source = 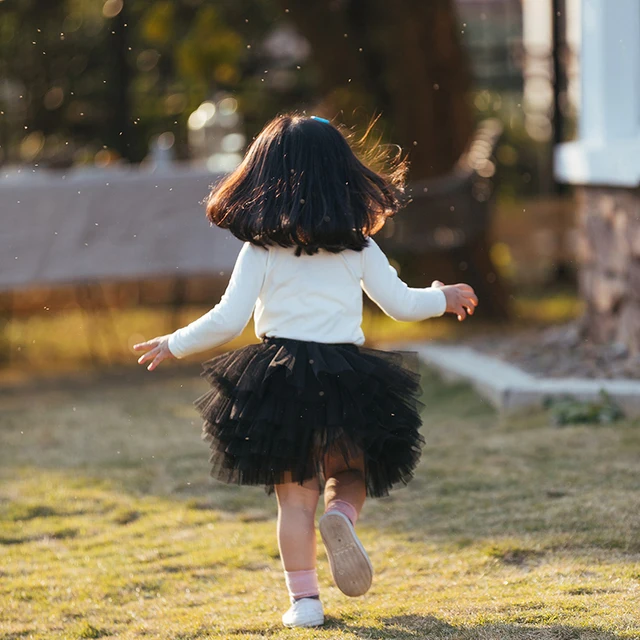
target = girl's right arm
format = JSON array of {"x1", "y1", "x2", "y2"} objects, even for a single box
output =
[
  {"x1": 134, "y1": 242, "x2": 268, "y2": 369},
  {"x1": 361, "y1": 239, "x2": 478, "y2": 322}
]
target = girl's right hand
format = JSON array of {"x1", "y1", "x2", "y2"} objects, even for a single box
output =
[
  {"x1": 133, "y1": 335, "x2": 175, "y2": 371},
  {"x1": 431, "y1": 281, "x2": 478, "y2": 321}
]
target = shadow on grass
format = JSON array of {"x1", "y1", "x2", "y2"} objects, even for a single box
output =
[{"x1": 226, "y1": 614, "x2": 623, "y2": 639}]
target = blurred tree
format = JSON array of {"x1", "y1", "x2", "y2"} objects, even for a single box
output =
[
  {"x1": 0, "y1": 0, "x2": 308, "y2": 164},
  {"x1": 278, "y1": 0, "x2": 474, "y2": 180},
  {"x1": 276, "y1": 1, "x2": 510, "y2": 317},
  {"x1": 132, "y1": 1, "x2": 246, "y2": 159},
  {"x1": 1, "y1": 0, "x2": 471, "y2": 176}
]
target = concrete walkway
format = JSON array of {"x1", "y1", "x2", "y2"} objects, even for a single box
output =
[{"x1": 414, "y1": 343, "x2": 640, "y2": 415}]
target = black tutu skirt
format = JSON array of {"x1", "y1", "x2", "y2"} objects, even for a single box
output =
[{"x1": 194, "y1": 337, "x2": 425, "y2": 498}]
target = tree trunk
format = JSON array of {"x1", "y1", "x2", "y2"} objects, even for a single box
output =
[
  {"x1": 279, "y1": 0, "x2": 473, "y2": 179},
  {"x1": 281, "y1": 0, "x2": 510, "y2": 320},
  {"x1": 110, "y1": 4, "x2": 133, "y2": 161},
  {"x1": 577, "y1": 187, "x2": 640, "y2": 354}
]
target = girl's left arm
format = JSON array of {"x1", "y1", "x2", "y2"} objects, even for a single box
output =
[{"x1": 134, "y1": 243, "x2": 268, "y2": 369}]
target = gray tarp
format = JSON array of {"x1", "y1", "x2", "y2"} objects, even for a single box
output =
[{"x1": 0, "y1": 166, "x2": 243, "y2": 291}]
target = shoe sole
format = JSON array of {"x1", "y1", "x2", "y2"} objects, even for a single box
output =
[
  {"x1": 282, "y1": 614, "x2": 324, "y2": 628},
  {"x1": 319, "y1": 511, "x2": 373, "y2": 597}
]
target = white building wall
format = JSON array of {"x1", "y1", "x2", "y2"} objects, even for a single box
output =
[{"x1": 555, "y1": 0, "x2": 640, "y2": 186}]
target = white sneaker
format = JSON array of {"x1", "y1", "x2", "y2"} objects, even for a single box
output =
[
  {"x1": 281, "y1": 597, "x2": 324, "y2": 628},
  {"x1": 319, "y1": 511, "x2": 373, "y2": 597}
]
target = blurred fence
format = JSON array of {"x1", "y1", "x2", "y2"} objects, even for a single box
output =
[
  {"x1": 1, "y1": 167, "x2": 241, "y2": 311},
  {"x1": 378, "y1": 119, "x2": 510, "y2": 319}
]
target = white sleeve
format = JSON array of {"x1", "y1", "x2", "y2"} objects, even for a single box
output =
[
  {"x1": 167, "y1": 243, "x2": 268, "y2": 358},
  {"x1": 361, "y1": 239, "x2": 447, "y2": 322}
]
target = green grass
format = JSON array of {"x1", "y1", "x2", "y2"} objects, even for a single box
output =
[
  {"x1": 512, "y1": 289, "x2": 584, "y2": 325},
  {"x1": 1, "y1": 369, "x2": 639, "y2": 639}
]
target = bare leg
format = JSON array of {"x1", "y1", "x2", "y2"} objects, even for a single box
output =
[
  {"x1": 323, "y1": 444, "x2": 366, "y2": 519},
  {"x1": 320, "y1": 444, "x2": 372, "y2": 597},
  {"x1": 276, "y1": 477, "x2": 325, "y2": 627},
  {"x1": 274, "y1": 475, "x2": 320, "y2": 571}
]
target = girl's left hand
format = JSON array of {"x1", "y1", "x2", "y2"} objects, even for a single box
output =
[
  {"x1": 431, "y1": 280, "x2": 478, "y2": 321},
  {"x1": 133, "y1": 335, "x2": 175, "y2": 371}
]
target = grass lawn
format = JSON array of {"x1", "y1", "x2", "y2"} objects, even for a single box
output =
[{"x1": 1, "y1": 366, "x2": 639, "y2": 639}]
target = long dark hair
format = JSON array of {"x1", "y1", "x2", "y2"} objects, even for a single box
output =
[{"x1": 206, "y1": 113, "x2": 407, "y2": 255}]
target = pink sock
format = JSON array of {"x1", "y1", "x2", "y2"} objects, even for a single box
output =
[
  {"x1": 325, "y1": 499, "x2": 358, "y2": 525},
  {"x1": 284, "y1": 568, "x2": 319, "y2": 600}
]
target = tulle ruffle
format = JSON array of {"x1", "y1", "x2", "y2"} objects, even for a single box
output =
[{"x1": 194, "y1": 337, "x2": 425, "y2": 497}]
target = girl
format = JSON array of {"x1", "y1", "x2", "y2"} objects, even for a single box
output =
[{"x1": 134, "y1": 114, "x2": 478, "y2": 628}]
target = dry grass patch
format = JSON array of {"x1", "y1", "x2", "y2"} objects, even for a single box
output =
[{"x1": 0, "y1": 368, "x2": 638, "y2": 639}]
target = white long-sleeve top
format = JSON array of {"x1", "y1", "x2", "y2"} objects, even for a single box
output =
[{"x1": 167, "y1": 238, "x2": 447, "y2": 358}]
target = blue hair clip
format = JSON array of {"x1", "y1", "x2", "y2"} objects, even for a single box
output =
[{"x1": 310, "y1": 116, "x2": 330, "y2": 124}]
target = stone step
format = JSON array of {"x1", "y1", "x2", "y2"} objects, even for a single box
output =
[{"x1": 413, "y1": 343, "x2": 640, "y2": 415}]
